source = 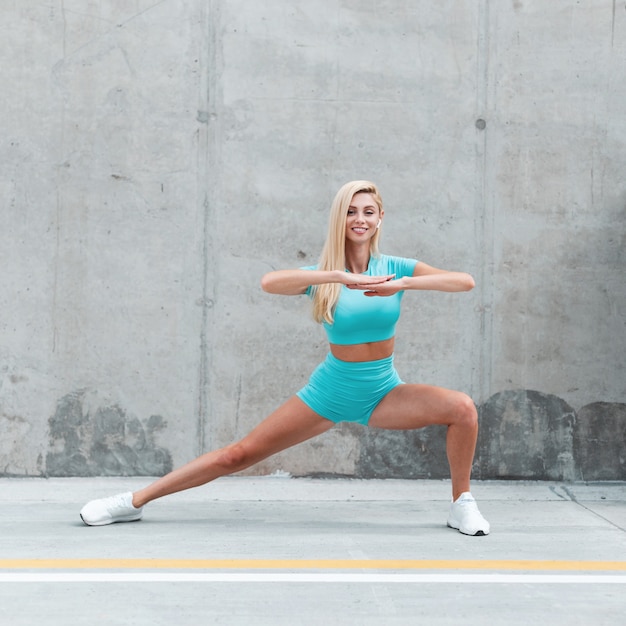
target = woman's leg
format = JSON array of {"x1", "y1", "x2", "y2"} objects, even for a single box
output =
[
  {"x1": 132, "y1": 396, "x2": 334, "y2": 507},
  {"x1": 368, "y1": 384, "x2": 478, "y2": 502},
  {"x1": 80, "y1": 396, "x2": 334, "y2": 525}
]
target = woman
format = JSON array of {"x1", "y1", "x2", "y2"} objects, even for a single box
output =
[{"x1": 80, "y1": 180, "x2": 489, "y2": 536}]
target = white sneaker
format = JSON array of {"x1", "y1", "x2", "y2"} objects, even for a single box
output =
[
  {"x1": 447, "y1": 492, "x2": 490, "y2": 536},
  {"x1": 80, "y1": 492, "x2": 143, "y2": 526}
]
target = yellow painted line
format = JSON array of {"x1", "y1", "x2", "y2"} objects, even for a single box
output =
[{"x1": 0, "y1": 559, "x2": 625, "y2": 571}]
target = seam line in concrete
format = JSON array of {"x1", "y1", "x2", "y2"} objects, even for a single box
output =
[
  {"x1": 1, "y1": 573, "x2": 625, "y2": 584},
  {"x1": 2, "y1": 559, "x2": 625, "y2": 571}
]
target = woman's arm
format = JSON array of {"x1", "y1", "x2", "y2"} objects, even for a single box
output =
[
  {"x1": 348, "y1": 262, "x2": 475, "y2": 296},
  {"x1": 261, "y1": 270, "x2": 340, "y2": 295},
  {"x1": 400, "y1": 262, "x2": 475, "y2": 293},
  {"x1": 261, "y1": 269, "x2": 395, "y2": 296}
]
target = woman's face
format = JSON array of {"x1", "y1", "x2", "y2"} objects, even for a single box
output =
[{"x1": 344, "y1": 192, "x2": 382, "y2": 244}]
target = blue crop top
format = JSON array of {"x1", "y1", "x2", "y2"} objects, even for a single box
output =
[{"x1": 301, "y1": 254, "x2": 418, "y2": 345}]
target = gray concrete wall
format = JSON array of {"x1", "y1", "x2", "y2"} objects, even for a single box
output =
[{"x1": 1, "y1": 1, "x2": 625, "y2": 480}]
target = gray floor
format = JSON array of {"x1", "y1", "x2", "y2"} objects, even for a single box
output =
[{"x1": 1, "y1": 477, "x2": 625, "y2": 625}]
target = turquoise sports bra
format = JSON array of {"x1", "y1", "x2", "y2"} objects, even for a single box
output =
[{"x1": 302, "y1": 254, "x2": 418, "y2": 345}]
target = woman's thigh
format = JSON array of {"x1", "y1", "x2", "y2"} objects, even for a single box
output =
[
  {"x1": 368, "y1": 384, "x2": 476, "y2": 430},
  {"x1": 235, "y1": 395, "x2": 335, "y2": 462}
]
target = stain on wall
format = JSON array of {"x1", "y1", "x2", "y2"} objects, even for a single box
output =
[
  {"x1": 357, "y1": 426, "x2": 448, "y2": 479},
  {"x1": 574, "y1": 402, "x2": 626, "y2": 481},
  {"x1": 0, "y1": 413, "x2": 33, "y2": 475},
  {"x1": 45, "y1": 390, "x2": 172, "y2": 476},
  {"x1": 476, "y1": 390, "x2": 577, "y2": 480},
  {"x1": 3, "y1": 387, "x2": 624, "y2": 480},
  {"x1": 352, "y1": 391, "x2": 625, "y2": 481}
]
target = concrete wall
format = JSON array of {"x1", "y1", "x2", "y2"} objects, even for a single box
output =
[{"x1": 1, "y1": 1, "x2": 625, "y2": 480}]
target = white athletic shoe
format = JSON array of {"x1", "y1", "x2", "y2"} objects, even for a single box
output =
[
  {"x1": 447, "y1": 492, "x2": 490, "y2": 536},
  {"x1": 80, "y1": 492, "x2": 143, "y2": 526}
]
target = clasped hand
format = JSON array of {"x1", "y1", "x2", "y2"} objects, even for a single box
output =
[{"x1": 343, "y1": 273, "x2": 400, "y2": 297}]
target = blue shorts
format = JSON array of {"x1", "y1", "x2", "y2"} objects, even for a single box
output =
[{"x1": 296, "y1": 353, "x2": 403, "y2": 425}]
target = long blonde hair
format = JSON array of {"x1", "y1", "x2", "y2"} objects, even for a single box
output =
[{"x1": 312, "y1": 180, "x2": 383, "y2": 324}]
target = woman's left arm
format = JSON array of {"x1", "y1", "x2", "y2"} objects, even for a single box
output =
[
  {"x1": 400, "y1": 262, "x2": 475, "y2": 292},
  {"x1": 349, "y1": 262, "x2": 475, "y2": 296}
]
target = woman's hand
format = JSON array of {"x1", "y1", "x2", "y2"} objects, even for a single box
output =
[{"x1": 345, "y1": 275, "x2": 399, "y2": 296}]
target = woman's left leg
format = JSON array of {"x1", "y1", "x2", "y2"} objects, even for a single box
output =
[
  {"x1": 368, "y1": 384, "x2": 478, "y2": 502},
  {"x1": 369, "y1": 384, "x2": 488, "y2": 535}
]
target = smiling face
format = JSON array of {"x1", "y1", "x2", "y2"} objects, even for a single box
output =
[{"x1": 345, "y1": 192, "x2": 383, "y2": 245}]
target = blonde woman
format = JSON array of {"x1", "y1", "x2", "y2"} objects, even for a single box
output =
[{"x1": 80, "y1": 181, "x2": 490, "y2": 536}]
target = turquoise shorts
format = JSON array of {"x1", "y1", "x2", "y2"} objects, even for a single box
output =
[{"x1": 296, "y1": 353, "x2": 403, "y2": 425}]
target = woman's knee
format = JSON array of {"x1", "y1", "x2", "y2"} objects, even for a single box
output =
[
  {"x1": 453, "y1": 393, "x2": 478, "y2": 428},
  {"x1": 215, "y1": 442, "x2": 253, "y2": 473}
]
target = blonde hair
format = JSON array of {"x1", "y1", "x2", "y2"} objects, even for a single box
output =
[{"x1": 312, "y1": 180, "x2": 383, "y2": 324}]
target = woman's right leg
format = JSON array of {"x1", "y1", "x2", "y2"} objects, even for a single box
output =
[{"x1": 132, "y1": 396, "x2": 334, "y2": 508}]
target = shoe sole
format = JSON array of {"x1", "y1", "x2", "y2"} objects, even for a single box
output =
[
  {"x1": 80, "y1": 514, "x2": 142, "y2": 526},
  {"x1": 447, "y1": 522, "x2": 489, "y2": 536}
]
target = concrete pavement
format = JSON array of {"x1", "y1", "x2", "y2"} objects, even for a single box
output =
[{"x1": 1, "y1": 476, "x2": 625, "y2": 625}]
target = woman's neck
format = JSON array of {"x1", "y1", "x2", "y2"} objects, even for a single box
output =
[{"x1": 344, "y1": 244, "x2": 371, "y2": 274}]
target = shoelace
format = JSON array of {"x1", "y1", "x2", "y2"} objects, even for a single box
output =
[
  {"x1": 459, "y1": 499, "x2": 477, "y2": 508},
  {"x1": 104, "y1": 494, "x2": 130, "y2": 513},
  {"x1": 454, "y1": 498, "x2": 482, "y2": 519}
]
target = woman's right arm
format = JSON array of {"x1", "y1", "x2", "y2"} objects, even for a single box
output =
[
  {"x1": 261, "y1": 269, "x2": 394, "y2": 296},
  {"x1": 260, "y1": 270, "x2": 344, "y2": 295}
]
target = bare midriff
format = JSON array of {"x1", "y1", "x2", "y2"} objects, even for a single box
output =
[{"x1": 329, "y1": 337, "x2": 395, "y2": 362}]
